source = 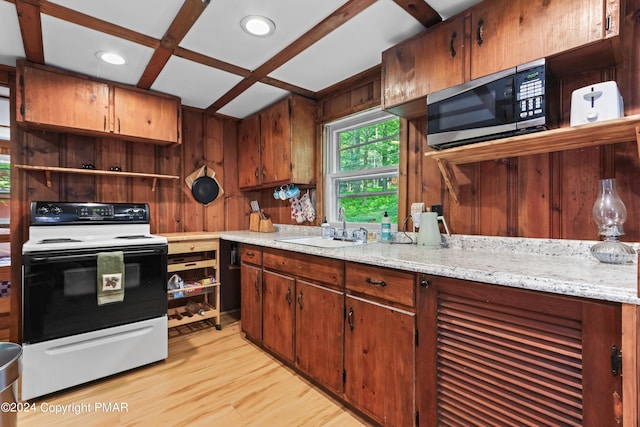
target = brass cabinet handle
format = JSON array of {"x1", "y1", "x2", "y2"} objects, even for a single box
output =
[
  {"x1": 286, "y1": 287, "x2": 292, "y2": 305},
  {"x1": 347, "y1": 307, "x2": 354, "y2": 330},
  {"x1": 118, "y1": 117, "x2": 121, "y2": 133},
  {"x1": 254, "y1": 168, "x2": 259, "y2": 178},
  {"x1": 365, "y1": 277, "x2": 387, "y2": 287},
  {"x1": 245, "y1": 252, "x2": 255, "y2": 258},
  {"x1": 297, "y1": 291, "x2": 303, "y2": 309},
  {"x1": 104, "y1": 115, "x2": 106, "y2": 131}
]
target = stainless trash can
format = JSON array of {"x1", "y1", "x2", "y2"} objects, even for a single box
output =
[{"x1": 0, "y1": 343, "x2": 21, "y2": 427}]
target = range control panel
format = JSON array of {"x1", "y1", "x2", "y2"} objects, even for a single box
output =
[{"x1": 30, "y1": 201, "x2": 150, "y2": 225}]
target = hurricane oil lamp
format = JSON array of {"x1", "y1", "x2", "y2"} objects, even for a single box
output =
[{"x1": 591, "y1": 178, "x2": 635, "y2": 264}]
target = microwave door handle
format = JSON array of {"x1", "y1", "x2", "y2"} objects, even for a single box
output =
[{"x1": 29, "y1": 248, "x2": 164, "y2": 263}]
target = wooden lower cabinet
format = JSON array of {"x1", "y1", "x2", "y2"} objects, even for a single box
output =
[
  {"x1": 240, "y1": 245, "x2": 263, "y2": 343},
  {"x1": 262, "y1": 270, "x2": 344, "y2": 391},
  {"x1": 344, "y1": 295, "x2": 416, "y2": 427},
  {"x1": 295, "y1": 280, "x2": 343, "y2": 394},
  {"x1": 262, "y1": 270, "x2": 295, "y2": 362},
  {"x1": 261, "y1": 248, "x2": 344, "y2": 394},
  {"x1": 240, "y1": 262, "x2": 262, "y2": 343},
  {"x1": 417, "y1": 275, "x2": 622, "y2": 426}
]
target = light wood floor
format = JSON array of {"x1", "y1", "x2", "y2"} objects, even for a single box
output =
[{"x1": 18, "y1": 314, "x2": 370, "y2": 426}]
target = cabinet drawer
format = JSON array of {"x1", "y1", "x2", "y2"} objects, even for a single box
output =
[
  {"x1": 345, "y1": 262, "x2": 415, "y2": 307},
  {"x1": 168, "y1": 259, "x2": 217, "y2": 273},
  {"x1": 263, "y1": 248, "x2": 343, "y2": 289},
  {"x1": 241, "y1": 245, "x2": 262, "y2": 266},
  {"x1": 168, "y1": 240, "x2": 218, "y2": 255}
]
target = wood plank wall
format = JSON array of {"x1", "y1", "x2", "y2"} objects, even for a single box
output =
[
  {"x1": 318, "y1": 1, "x2": 640, "y2": 242},
  {"x1": 8, "y1": 98, "x2": 245, "y2": 341}
]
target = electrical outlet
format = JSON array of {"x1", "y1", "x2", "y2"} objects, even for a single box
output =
[
  {"x1": 411, "y1": 202, "x2": 425, "y2": 214},
  {"x1": 431, "y1": 204, "x2": 443, "y2": 217}
]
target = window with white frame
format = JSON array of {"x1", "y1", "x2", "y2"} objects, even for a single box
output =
[{"x1": 324, "y1": 108, "x2": 400, "y2": 225}]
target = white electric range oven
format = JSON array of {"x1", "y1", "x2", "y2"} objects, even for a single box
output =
[{"x1": 21, "y1": 201, "x2": 168, "y2": 400}]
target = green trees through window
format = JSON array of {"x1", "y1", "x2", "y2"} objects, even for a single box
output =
[{"x1": 327, "y1": 111, "x2": 400, "y2": 224}]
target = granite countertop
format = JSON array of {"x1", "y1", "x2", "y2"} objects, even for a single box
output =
[{"x1": 219, "y1": 226, "x2": 640, "y2": 306}]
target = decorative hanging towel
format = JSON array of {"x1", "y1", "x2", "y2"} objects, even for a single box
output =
[{"x1": 97, "y1": 251, "x2": 125, "y2": 305}]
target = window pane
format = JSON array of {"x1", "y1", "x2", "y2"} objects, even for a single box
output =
[
  {"x1": 338, "y1": 119, "x2": 399, "y2": 172},
  {"x1": 338, "y1": 176, "x2": 398, "y2": 223}
]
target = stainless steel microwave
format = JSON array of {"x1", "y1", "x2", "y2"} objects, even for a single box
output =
[{"x1": 427, "y1": 58, "x2": 555, "y2": 149}]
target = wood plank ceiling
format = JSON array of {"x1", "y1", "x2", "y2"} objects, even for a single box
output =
[{"x1": 8, "y1": 0, "x2": 443, "y2": 117}]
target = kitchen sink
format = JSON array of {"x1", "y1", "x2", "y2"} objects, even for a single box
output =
[{"x1": 276, "y1": 236, "x2": 365, "y2": 248}]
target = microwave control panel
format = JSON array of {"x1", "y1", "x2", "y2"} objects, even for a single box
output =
[{"x1": 515, "y1": 63, "x2": 546, "y2": 121}]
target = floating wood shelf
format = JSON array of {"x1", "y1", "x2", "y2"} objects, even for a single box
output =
[
  {"x1": 424, "y1": 115, "x2": 640, "y2": 205},
  {"x1": 15, "y1": 165, "x2": 179, "y2": 191}
]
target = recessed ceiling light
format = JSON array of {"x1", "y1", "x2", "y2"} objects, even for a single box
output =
[
  {"x1": 96, "y1": 51, "x2": 126, "y2": 65},
  {"x1": 240, "y1": 15, "x2": 276, "y2": 37}
]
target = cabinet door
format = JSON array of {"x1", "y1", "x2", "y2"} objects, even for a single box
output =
[
  {"x1": 470, "y1": 0, "x2": 521, "y2": 80},
  {"x1": 344, "y1": 295, "x2": 415, "y2": 426},
  {"x1": 262, "y1": 270, "x2": 295, "y2": 362},
  {"x1": 260, "y1": 98, "x2": 292, "y2": 186},
  {"x1": 112, "y1": 87, "x2": 179, "y2": 144},
  {"x1": 20, "y1": 65, "x2": 109, "y2": 132},
  {"x1": 417, "y1": 276, "x2": 622, "y2": 426},
  {"x1": 519, "y1": 0, "x2": 605, "y2": 64},
  {"x1": 295, "y1": 280, "x2": 343, "y2": 394},
  {"x1": 238, "y1": 113, "x2": 262, "y2": 189},
  {"x1": 383, "y1": 17, "x2": 465, "y2": 110},
  {"x1": 240, "y1": 262, "x2": 262, "y2": 342}
]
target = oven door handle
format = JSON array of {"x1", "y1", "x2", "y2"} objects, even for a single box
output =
[{"x1": 29, "y1": 249, "x2": 165, "y2": 263}]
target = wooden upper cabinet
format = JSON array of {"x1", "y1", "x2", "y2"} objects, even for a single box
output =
[
  {"x1": 19, "y1": 64, "x2": 109, "y2": 133},
  {"x1": 518, "y1": 0, "x2": 611, "y2": 65},
  {"x1": 112, "y1": 87, "x2": 180, "y2": 144},
  {"x1": 16, "y1": 61, "x2": 181, "y2": 146},
  {"x1": 469, "y1": 0, "x2": 521, "y2": 80},
  {"x1": 260, "y1": 98, "x2": 291, "y2": 186},
  {"x1": 472, "y1": 0, "x2": 621, "y2": 79},
  {"x1": 238, "y1": 95, "x2": 316, "y2": 190},
  {"x1": 382, "y1": 0, "x2": 622, "y2": 115},
  {"x1": 238, "y1": 114, "x2": 262, "y2": 188},
  {"x1": 382, "y1": 17, "x2": 465, "y2": 118}
]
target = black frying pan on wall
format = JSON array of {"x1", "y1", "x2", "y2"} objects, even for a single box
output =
[{"x1": 185, "y1": 166, "x2": 224, "y2": 205}]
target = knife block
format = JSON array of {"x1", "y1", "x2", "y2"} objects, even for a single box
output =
[
  {"x1": 249, "y1": 212, "x2": 274, "y2": 232},
  {"x1": 249, "y1": 212, "x2": 260, "y2": 231}
]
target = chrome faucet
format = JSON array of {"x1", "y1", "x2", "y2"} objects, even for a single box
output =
[{"x1": 338, "y1": 207, "x2": 347, "y2": 239}]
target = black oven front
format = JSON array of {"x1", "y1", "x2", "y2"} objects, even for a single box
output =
[{"x1": 22, "y1": 244, "x2": 167, "y2": 344}]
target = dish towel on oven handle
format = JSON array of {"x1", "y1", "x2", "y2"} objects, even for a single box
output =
[{"x1": 97, "y1": 251, "x2": 125, "y2": 305}]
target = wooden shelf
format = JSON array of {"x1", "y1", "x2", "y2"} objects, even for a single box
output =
[
  {"x1": 15, "y1": 165, "x2": 179, "y2": 191},
  {"x1": 424, "y1": 115, "x2": 640, "y2": 205},
  {"x1": 168, "y1": 302, "x2": 220, "y2": 328},
  {"x1": 167, "y1": 282, "x2": 220, "y2": 300}
]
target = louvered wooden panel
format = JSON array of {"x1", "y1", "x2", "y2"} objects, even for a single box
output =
[{"x1": 436, "y1": 292, "x2": 584, "y2": 426}]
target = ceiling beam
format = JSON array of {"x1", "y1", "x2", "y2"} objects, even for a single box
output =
[
  {"x1": 137, "y1": 0, "x2": 210, "y2": 89},
  {"x1": 15, "y1": 0, "x2": 45, "y2": 64},
  {"x1": 31, "y1": 0, "x2": 318, "y2": 100},
  {"x1": 205, "y1": 0, "x2": 377, "y2": 114},
  {"x1": 38, "y1": 1, "x2": 158, "y2": 49},
  {"x1": 392, "y1": 0, "x2": 442, "y2": 27}
]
